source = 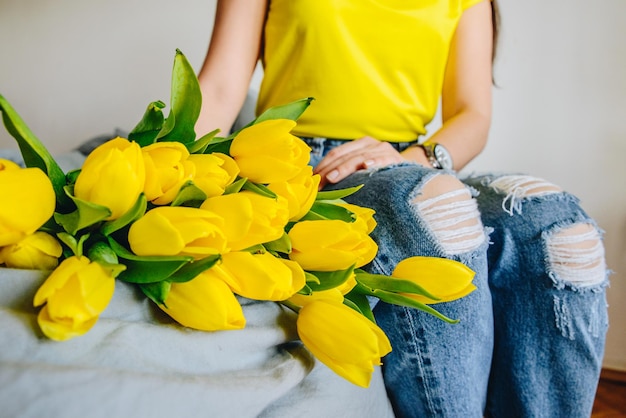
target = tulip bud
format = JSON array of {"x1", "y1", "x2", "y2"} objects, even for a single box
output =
[
  {"x1": 142, "y1": 141, "x2": 193, "y2": 205},
  {"x1": 201, "y1": 191, "x2": 289, "y2": 251},
  {"x1": 297, "y1": 300, "x2": 392, "y2": 388},
  {"x1": 392, "y1": 256, "x2": 476, "y2": 304},
  {"x1": 33, "y1": 256, "x2": 116, "y2": 341},
  {"x1": 0, "y1": 160, "x2": 56, "y2": 246},
  {"x1": 268, "y1": 166, "x2": 320, "y2": 221},
  {"x1": 0, "y1": 231, "x2": 62, "y2": 270},
  {"x1": 128, "y1": 206, "x2": 228, "y2": 259},
  {"x1": 160, "y1": 270, "x2": 245, "y2": 331},
  {"x1": 288, "y1": 220, "x2": 378, "y2": 271},
  {"x1": 210, "y1": 251, "x2": 305, "y2": 301},
  {"x1": 336, "y1": 202, "x2": 377, "y2": 234},
  {"x1": 187, "y1": 153, "x2": 239, "y2": 198},
  {"x1": 74, "y1": 137, "x2": 145, "y2": 220},
  {"x1": 230, "y1": 119, "x2": 311, "y2": 184}
]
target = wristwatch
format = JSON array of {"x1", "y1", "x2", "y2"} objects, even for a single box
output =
[{"x1": 419, "y1": 140, "x2": 454, "y2": 170}]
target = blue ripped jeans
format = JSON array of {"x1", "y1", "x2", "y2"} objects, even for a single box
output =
[{"x1": 304, "y1": 138, "x2": 609, "y2": 418}]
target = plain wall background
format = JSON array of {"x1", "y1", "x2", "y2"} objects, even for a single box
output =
[{"x1": 1, "y1": 0, "x2": 625, "y2": 371}]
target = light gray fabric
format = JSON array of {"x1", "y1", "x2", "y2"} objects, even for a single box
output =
[{"x1": 0, "y1": 269, "x2": 394, "y2": 418}]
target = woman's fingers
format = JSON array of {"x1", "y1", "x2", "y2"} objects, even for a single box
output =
[{"x1": 314, "y1": 137, "x2": 406, "y2": 188}]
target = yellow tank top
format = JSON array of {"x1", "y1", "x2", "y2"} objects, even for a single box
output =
[{"x1": 257, "y1": 0, "x2": 485, "y2": 141}]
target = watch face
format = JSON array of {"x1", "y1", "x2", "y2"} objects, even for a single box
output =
[{"x1": 433, "y1": 145, "x2": 453, "y2": 170}]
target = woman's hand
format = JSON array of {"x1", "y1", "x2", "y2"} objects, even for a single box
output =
[{"x1": 314, "y1": 136, "x2": 428, "y2": 189}]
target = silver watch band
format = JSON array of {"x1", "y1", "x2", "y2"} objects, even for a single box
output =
[{"x1": 416, "y1": 141, "x2": 453, "y2": 170}]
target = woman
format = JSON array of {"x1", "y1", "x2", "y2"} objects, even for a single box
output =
[{"x1": 196, "y1": 1, "x2": 608, "y2": 416}]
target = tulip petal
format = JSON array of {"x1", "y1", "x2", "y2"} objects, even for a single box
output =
[
  {"x1": 297, "y1": 300, "x2": 390, "y2": 388},
  {"x1": 0, "y1": 167, "x2": 56, "y2": 246},
  {"x1": 37, "y1": 305, "x2": 97, "y2": 341},
  {"x1": 392, "y1": 256, "x2": 475, "y2": 302},
  {"x1": 162, "y1": 272, "x2": 246, "y2": 331}
]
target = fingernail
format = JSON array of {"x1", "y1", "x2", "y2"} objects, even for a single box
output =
[
  {"x1": 327, "y1": 170, "x2": 339, "y2": 181},
  {"x1": 364, "y1": 160, "x2": 375, "y2": 167}
]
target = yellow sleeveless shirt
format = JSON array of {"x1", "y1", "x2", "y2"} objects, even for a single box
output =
[{"x1": 257, "y1": 0, "x2": 485, "y2": 141}]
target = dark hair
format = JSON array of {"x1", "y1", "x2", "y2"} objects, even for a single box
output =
[{"x1": 491, "y1": 0, "x2": 500, "y2": 62}]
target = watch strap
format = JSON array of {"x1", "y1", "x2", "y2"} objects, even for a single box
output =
[{"x1": 419, "y1": 141, "x2": 443, "y2": 169}]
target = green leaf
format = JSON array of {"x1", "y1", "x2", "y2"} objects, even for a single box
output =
[
  {"x1": 0, "y1": 94, "x2": 70, "y2": 210},
  {"x1": 65, "y1": 169, "x2": 81, "y2": 185},
  {"x1": 140, "y1": 281, "x2": 171, "y2": 306},
  {"x1": 239, "y1": 244, "x2": 266, "y2": 254},
  {"x1": 54, "y1": 185, "x2": 112, "y2": 235},
  {"x1": 168, "y1": 254, "x2": 221, "y2": 283},
  {"x1": 224, "y1": 177, "x2": 247, "y2": 194},
  {"x1": 101, "y1": 193, "x2": 147, "y2": 236},
  {"x1": 344, "y1": 291, "x2": 375, "y2": 322},
  {"x1": 363, "y1": 287, "x2": 458, "y2": 324},
  {"x1": 170, "y1": 181, "x2": 207, "y2": 207},
  {"x1": 315, "y1": 184, "x2": 363, "y2": 201},
  {"x1": 108, "y1": 237, "x2": 193, "y2": 284},
  {"x1": 157, "y1": 109, "x2": 176, "y2": 139},
  {"x1": 306, "y1": 265, "x2": 355, "y2": 292},
  {"x1": 156, "y1": 49, "x2": 202, "y2": 144},
  {"x1": 355, "y1": 271, "x2": 440, "y2": 301},
  {"x1": 300, "y1": 201, "x2": 355, "y2": 222},
  {"x1": 304, "y1": 272, "x2": 320, "y2": 285},
  {"x1": 227, "y1": 97, "x2": 314, "y2": 140},
  {"x1": 128, "y1": 100, "x2": 166, "y2": 146},
  {"x1": 297, "y1": 283, "x2": 313, "y2": 295},
  {"x1": 188, "y1": 128, "x2": 220, "y2": 154},
  {"x1": 56, "y1": 232, "x2": 90, "y2": 257},
  {"x1": 253, "y1": 97, "x2": 314, "y2": 124},
  {"x1": 202, "y1": 137, "x2": 232, "y2": 155},
  {"x1": 241, "y1": 180, "x2": 277, "y2": 199},
  {"x1": 377, "y1": 290, "x2": 458, "y2": 324},
  {"x1": 263, "y1": 232, "x2": 292, "y2": 254}
]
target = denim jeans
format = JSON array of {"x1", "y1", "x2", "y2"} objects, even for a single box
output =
[{"x1": 303, "y1": 137, "x2": 609, "y2": 418}]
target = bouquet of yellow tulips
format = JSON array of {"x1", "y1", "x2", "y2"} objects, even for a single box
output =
[{"x1": 0, "y1": 50, "x2": 476, "y2": 388}]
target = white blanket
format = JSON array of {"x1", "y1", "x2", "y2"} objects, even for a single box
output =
[{"x1": 0, "y1": 269, "x2": 394, "y2": 418}]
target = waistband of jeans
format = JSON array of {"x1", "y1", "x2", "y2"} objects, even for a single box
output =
[{"x1": 299, "y1": 136, "x2": 419, "y2": 152}]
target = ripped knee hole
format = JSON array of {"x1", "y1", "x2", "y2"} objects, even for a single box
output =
[
  {"x1": 489, "y1": 175, "x2": 563, "y2": 215},
  {"x1": 413, "y1": 174, "x2": 485, "y2": 256},
  {"x1": 547, "y1": 223, "x2": 606, "y2": 288}
]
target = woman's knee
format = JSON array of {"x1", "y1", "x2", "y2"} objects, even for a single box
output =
[
  {"x1": 545, "y1": 222, "x2": 607, "y2": 288},
  {"x1": 412, "y1": 174, "x2": 486, "y2": 256},
  {"x1": 473, "y1": 174, "x2": 608, "y2": 289}
]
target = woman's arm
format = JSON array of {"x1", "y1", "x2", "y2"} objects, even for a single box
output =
[
  {"x1": 195, "y1": 0, "x2": 268, "y2": 137},
  {"x1": 314, "y1": 1, "x2": 494, "y2": 186},
  {"x1": 402, "y1": 0, "x2": 494, "y2": 170}
]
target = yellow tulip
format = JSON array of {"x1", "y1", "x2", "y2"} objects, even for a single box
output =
[
  {"x1": 0, "y1": 158, "x2": 20, "y2": 171},
  {"x1": 161, "y1": 270, "x2": 245, "y2": 331},
  {"x1": 288, "y1": 287, "x2": 344, "y2": 308},
  {"x1": 210, "y1": 251, "x2": 305, "y2": 301},
  {"x1": 288, "y1": 220, "x2": 378, "y2": 271},
  {"x1": 392, "y1": 256, "x2": 476, "y2": 304},
  {"x1": 336, "y1": 202, "x2": 377, "y2": 234},
  {"x1": 0, "y1": 231, "x2": 62, "y2": 270},
  {"x1": 336, "y1": 272, "x2": 358, "y2": 295},
  {"x1": 142, "y1": 141, "x2": 193, "y2": 205},
  {"x1": 128, "y1": 206, "x2": 228, "y2": 258},
  {"x1": 297, "y1": 300, "x2": 392, "y2": 388},
  {"x1": 74, "y1": 137, "x2": 145, "y2": 220},
  {"x1": 33, "y1": 256, "x2": 116, "y2": 341},
  {"x1": 268, "y1": 166, "x2": 321, "y2": 221},
  {"x1": 230, "y1": 119, "x2": 311, "y2": 183},
  {"x1": 201, "y1": 191, "x2": 289, "y2": 251},
  {"x1": 0, "y1": 160, "x2": 56, "y2": 246},
  {"x1": 187, "y1": 153, "x2": 239, "y2": 198}
]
